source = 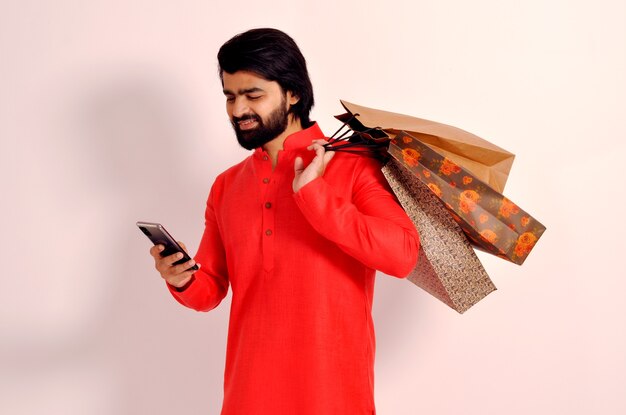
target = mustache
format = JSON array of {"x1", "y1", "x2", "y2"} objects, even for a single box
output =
[{"x1": 232, "y1": 114, "x2": 262, "y2": 124}]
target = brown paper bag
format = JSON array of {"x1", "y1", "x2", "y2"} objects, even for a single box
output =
[
  {"x1": 340, "y1": 100, "x2": 515, "y2": 193},
  {"x1": 382, "y1": 161, "x2": 497, "y2": 313}
]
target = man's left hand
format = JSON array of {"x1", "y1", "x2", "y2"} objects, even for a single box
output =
[{"x1": 293, "y1": 139, "x2": 335, "y2": 193}]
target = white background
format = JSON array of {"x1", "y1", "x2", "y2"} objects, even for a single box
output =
[{"x1": 1, "y1": 0, "x2": 624, "y2": 414}]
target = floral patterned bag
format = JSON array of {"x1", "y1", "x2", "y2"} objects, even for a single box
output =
[{"x1": 388, "y1": 131, "x2": 545, "y2": 265}]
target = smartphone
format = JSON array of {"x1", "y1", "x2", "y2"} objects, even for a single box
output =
[{"x1": 136, "y1": 221, "x2": 199, "y2": 270}]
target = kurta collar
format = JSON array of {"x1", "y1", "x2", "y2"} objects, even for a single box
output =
[{"x1": 253, "y1": 122, "x2": 325, "y2": 158}]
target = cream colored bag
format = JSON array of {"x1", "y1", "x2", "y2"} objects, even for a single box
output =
[{"x1": 382, "y1": 161, "x2": 496, "y2": 313}]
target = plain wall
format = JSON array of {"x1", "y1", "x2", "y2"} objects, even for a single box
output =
[{"x1": 1, "y1": 0, "x2": 624, "y2": 414}]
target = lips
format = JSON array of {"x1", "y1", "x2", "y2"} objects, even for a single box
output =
[
  {"x1": 238, "y1": 118, "x2": 258, "y2": 130},
  {"x1": 233, "y1": 114, "x2": 261, "y2": 131}
]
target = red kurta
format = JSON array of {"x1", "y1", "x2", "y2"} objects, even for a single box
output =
[{"x1": 168, "y1": 123, "x2": 419, "y2": 414}]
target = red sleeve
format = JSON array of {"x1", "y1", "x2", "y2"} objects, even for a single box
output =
[
  {"x1": 293, "y1": 157, "x2": 419, "y2": 278},
  {"x1": 167, "y1": 183, "x2": 229, "y2": 311}
]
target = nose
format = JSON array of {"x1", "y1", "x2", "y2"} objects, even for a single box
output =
[{"x1": 231, "y1": 97, "x2": 250, "y2": 118}]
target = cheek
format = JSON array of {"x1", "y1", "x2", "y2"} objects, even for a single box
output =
[
  {"x1": 258, "y1": 98, "x2": 284, "y2": 115},
  {"x1": 246, "y1": 104, "x2": 267, "y2": 119}
]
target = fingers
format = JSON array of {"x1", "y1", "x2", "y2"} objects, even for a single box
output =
[
  {"x1": 292, "y1": 139, "x2": 335, "y2": 193},
  {"x1": 155, "y1": 251, "x2": 187, "y2": 272},
  {"x1": 306, "y1": 140, "x2": 326, "y2": 156},
  {"x1": 157, "y1": 254, "x2": 199, "y2": 287},
  {"x1": 178, "y1": 241, "x2": 189, "y2": 254},
  {"x1": 307, "y1": 140, "x2": 335, "y2": 168},
  {"x1": 170, "y1": 258, "x2": 198, "y2": 275},
  {"x1": 307, "y1": 140, "x2": 327, "y2": 157},
  {"x1": 149, "y1": 241, "x2": 199, "y2": 287},
  {"x1": 308, "y1": 138, "x2": 329, "y2": 147},
  {"x1": 149, "y1": 244, "x2": 164, "y2": 259}
]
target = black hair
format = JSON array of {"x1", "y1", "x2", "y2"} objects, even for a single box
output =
[{"x1": 217, "y1": 28, "x2": 314, "y2": 127}]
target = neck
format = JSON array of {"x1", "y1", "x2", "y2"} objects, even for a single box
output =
[{"x1": 262, "y1": 116, "x2": 304, "y2": 168}]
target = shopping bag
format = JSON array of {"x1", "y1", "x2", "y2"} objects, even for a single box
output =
[
  {"x1": 388, "y1": 131, "x2": 546, "y2": 265},
  {"x1": 382, "y1": 161, "x2": 497, "y2": 313},
  {"x1": 339, "y1": 100, "x2": 515, "y2": 193}
]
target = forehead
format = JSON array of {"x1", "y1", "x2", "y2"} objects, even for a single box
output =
[{"x1": 222, "y1": 71, "x2": 282, "y2": 94}]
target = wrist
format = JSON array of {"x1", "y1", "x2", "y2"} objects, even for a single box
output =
[{"x1": 168, "y1": 275, "x2": 196, "y2": 292}]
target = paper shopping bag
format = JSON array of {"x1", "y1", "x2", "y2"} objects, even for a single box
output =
[
  {"x1": 339, "y1": 100, "x2": 515, "y2": 193},
  {"x1": 382, "y1": 161, "x2": 497, "y2": 313},
  {"x1": 389, "y1": 131, "x2": 546, "y2": 265}
]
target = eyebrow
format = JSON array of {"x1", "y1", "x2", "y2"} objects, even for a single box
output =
[{"x1": 223, "y1": 87, "x2": 265, "y2": 95}]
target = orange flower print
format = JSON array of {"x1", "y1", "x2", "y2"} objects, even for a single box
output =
[
  {"x1": 459, "y1": 201, "x2": 472, "y2": 214},
  {"x1": 450, "y1": 181, "x2": 457, "y2": 188},
  {"x1": 498, "y1": 197, "x2": 520, "y2": 218},
  {"x1": 521, "y1": 216, "x2": 530, "y2": 227},
  {"x1": 462, "y1": 176, "x2": 473, "y2": 185},
  {"x1": 402, "y1": 148, "x2": 421, "y2": 167},
  {"x1": 427, "y1": 183, "x2": 442, "y2": 198},
  {"x1": 518, "y1": 232, "x2": 537, "y2": 245},
  {"x1": 508, "y1": 223, "x2": 516, "y2": 231},
  {"x1": 479, "y1": 213, "x2": 489, "y2": 224},
  {"x1": 439, "y1": 158, "x2": 462, "y2": 176},
  {"x1": 402, "y1": 135, "x2": 413, "y2": 143},
  {"x1": 423, "y1": 169, "x2": 431, "y2": 178},
  {"x1": 459, "y1": 189, "x2": 480, "y2": 214},
  {"x1": 480, "y1": 229, "x2": 498, "y2": 243},
  {"x1": 391, "y1": 139, "x2": 398, "y2": 145},
  {"x1": 514, "y1": 232, "x2": 538, "y2": 257}
]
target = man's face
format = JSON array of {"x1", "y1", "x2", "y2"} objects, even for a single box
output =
[{"x1": 222, "y1": 71, "x2": 297, "y2": 150}]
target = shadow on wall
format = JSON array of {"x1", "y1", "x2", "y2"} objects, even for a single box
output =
[{"x1": 1, "y1": 71, "x2": 208, "y2": 415}]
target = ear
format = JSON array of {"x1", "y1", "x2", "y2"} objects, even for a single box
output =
[{"x1": 286, "y1": 91, "x2": 300, "y2": 106}]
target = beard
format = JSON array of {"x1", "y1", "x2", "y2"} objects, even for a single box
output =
[{"x1": 231, "y1": 98, "x2": 289, "y2": 151}]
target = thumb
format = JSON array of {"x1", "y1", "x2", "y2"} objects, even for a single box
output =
[
  {"x1": 294, "y1": 156, "x2": 304, "y2": 174},
  {"x1": 178, "y1": 241, "x2": 189, "y2": 254}
]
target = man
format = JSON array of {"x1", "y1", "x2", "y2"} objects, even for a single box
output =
[{"x1": 150, "y1": 28, "x2": 419, "y2": 414}]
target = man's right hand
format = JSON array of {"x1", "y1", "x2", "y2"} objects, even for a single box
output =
[{"x1": 149, "y1": 241, "x2": 199, "y2": 288}]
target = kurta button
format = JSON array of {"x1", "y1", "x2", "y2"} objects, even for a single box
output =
[
  {"x1": 265, "y1": 202, "x2": 272, "y2": 209},
  {"x1": 265, "y1": 229, "x2": 273, "y2": 236},
  {"x1": 262, "y1": 178, "x2": 270, "y2": 184},
  {"x1": 262, "y1": 155, "x2": 269, "y2": 161}
]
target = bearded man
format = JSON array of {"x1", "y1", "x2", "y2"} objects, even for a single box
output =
[{"x1": 149, "y1": 28, "x2": 419, "y2": 415}]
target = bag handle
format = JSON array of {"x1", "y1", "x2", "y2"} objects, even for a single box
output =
[{"x1": 323, "y1": 113, "x2": 390, "y2": 161}]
